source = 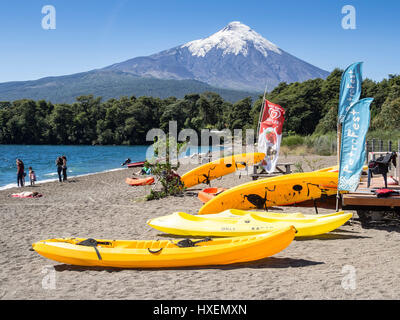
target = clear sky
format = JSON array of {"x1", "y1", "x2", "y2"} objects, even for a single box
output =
[{"x1": 0, "y1": 0, "x2": 399, "y2": 83}]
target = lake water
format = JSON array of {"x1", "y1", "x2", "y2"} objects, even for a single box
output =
[{"x1": 0, "y1": 144, "x2": 220, "y2": 189}]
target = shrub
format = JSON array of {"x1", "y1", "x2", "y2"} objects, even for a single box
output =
[
  {"x1": 146, "y1": 161, "x2": 185, "y2": 201},
  {"x1": 146, "y1": 135, "x2": 187, "y2": 200},
  {"x1": 281, "y1": 135, "x2": 305, "y2": 147},
  {"x1": 312, "y1": 134, "x2": 337, "y2": 156},
  {"x1": 303, "y1": 133, "x2": 337, "y2": 156}
]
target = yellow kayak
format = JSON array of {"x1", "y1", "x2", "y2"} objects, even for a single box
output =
[
  {"x1": 314, "y1": 165, "x2": 368, "y2": 173},
  {"x1": 198, "y1": 171, "x2": 338, "y2": 215},
  {"x1": 181, "y1": 152, "x2": 265, "y2": 188},
  {"x1": 32, "y1": 227, "x2": 295, "y2": 268},
  {"x1": 147, "y1": 211, "x2": 352, "y2": 237},
  {"x1": 206, "y1": 209, "x2": 346, "y2": 221},
  {"x1": 314, "y1": 166, "x2": 339, "y2": 172}
]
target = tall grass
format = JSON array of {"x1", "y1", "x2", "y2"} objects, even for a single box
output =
[
  {"x1": 280, "y1": 130, "x2": 400, "y2": 156},
  {"x1": 281, "y1": 135, "x2": 304, "y2": 147},
  {"x1": 305, "y1": 133, "x2": 337, "y2": 156},
  {"x1": 367, "y1": 130, "x2": 400, "y2": 151},
  {"x1": 281, "y1": 133, "x2": 337, "y2": 156},
  {"x1": 367, "y1": 130, "x2": 400, "y2": 141}
]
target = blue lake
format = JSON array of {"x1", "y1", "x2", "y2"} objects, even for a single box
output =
[{"x1": 0, "y1": 144, "x2": 218, "y2": 189}]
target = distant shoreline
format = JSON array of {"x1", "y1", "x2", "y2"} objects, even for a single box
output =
[
  {"x1": 0, "y1": 167, "x2": 127, "y2": 191},
  {"x1": 0, "y1": 144, "x2": 230, "y2": 190}
]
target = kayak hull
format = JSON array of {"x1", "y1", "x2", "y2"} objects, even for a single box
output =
[
  {"x1": 315, "y1": 165, "x2": 368, "y2": 173},
  {"x1": 127, "y1": 161, "x2": 145, "y2": 168},
  {"x1": 198, "y1": 172, "x2": 339, "y2": 215},
  {"x1": 198, "y1": 188, "x2": 228, "y2": 203},
  {"x1": 209, "y1": 209, "x2": 347, "y2": 221},
  {"x1": 181, "y1": 152, "x2": 265, "y2": 189},
  {"x1": 125, "y1": 177, "x2": 154, "y2": 186},
  {"x1": 147, "y1": 211, "x2": 352, "y2": 237},
  {"x1": 32, "y1": 227, "x2": 296, "y2": 268}
]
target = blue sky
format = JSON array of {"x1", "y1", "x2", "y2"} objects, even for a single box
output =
[{"x1": 0, "y1": 0, "x2": 399, "y2": 83}]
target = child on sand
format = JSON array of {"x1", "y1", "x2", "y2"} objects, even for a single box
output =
[
  {"x1": 28, "y1": 167, "x2": 36, "y2": 186},
  {"x1": 135, "y1": 163, "x2": 151, "y2": 175}
]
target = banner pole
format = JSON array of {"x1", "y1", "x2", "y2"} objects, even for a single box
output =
[
  {"x1": 336, "y1": 121, "x2": 342, "y2": 212},
  {"x1": 335, "y1": 190, "x2": 340, "y2": 212},
  {"x1": 256, "y1": 84, "x2": 268, "y2": 142},
  {"x1": 337, "y1": 122, "x2": 342, "y2": 165}
]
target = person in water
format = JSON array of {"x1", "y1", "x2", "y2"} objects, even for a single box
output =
[
  {"x1": 56, "y1": 156, "x2": 63, "y2": 182},
  {"x1": 61, "y1": 155, "x2": 67, "y2": 181},
  {"x1": 16, "y1": 159, "x2": 25, "y2": 187},
  {"x1": 121, "y1": 158, "x2": 131, "y2": 166},
  {"x1": 28, "y1": 167, "x2": 36, "y2": 186}
]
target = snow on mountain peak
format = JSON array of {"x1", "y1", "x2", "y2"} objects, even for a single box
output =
[{"x1": 182, "y1": 21, "x2": 281, "y2": 58}]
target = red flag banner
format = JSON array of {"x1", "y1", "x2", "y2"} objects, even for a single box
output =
[{"x1": 258, "y1": 100, "x2": 285, "y2": 173}]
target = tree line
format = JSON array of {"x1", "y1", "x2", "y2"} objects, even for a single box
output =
[{"x1": 0, "y1": 68, "x2": 399, "y2": 145}]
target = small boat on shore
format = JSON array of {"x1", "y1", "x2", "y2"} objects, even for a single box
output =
[
  {"x1": 125, "y1": 176, "x2": 154, "y2": 186},
  {"x1": 180, "y1": 152, "x2": 265, "y2": 188},
  {"x1": 147, "y1": 211, "x2": 352, "y2": 237},
  {"x1": 198, "y1": 187, "x2": 228, "y2": 203},
  {"x1": 127, "y1": 161, "x2": 146, "y2": 168},
  {"x1": 32, "y1": 226, "x2": 296, "y2": 268},
  {"x1": 198, "y1": 171, "x2": 339, "y2": 214}
]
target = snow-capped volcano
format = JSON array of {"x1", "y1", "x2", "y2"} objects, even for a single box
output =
[
  {"x1": 105, "y1": 21, "x2": 329, "y2": 91},
  {"x1": 182, "y1": 21, "x2": 281, "y2": 57}
]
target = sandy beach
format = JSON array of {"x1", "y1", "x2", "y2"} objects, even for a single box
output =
[{"x1": 1, "y1": 154, "x2": 400, "y2": 300}]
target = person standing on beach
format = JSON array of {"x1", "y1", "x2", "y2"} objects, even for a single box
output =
[
  {"x1": 16, "y1": 159, "x2": 24, "y2": 187},
  {"x1": 28, "y1": 167, "x2": 36, "y2": 186},
  {"x1": 61, "y1": 155, "x2": 68, "y2": 181},
  {"x1": 56, "y1": 156, "x2": 63, "y2": 182}
]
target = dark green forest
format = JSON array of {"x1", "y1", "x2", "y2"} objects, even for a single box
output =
[{"x1": 0, "y1": 68, "x2": 399, "y2": 145}]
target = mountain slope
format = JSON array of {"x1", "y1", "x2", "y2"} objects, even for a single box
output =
[
  {"x1": 105, "y1": 21, "x2": 329, "y2": 91},
  {"x1": 0, "y1": 21, "x2": 329, "y2": 102},
  {"x1": 0, "y1": 70, "x2": 259, "y2": 103}
]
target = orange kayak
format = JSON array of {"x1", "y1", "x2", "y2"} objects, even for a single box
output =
[
  {"x1": 198, "y1": 187, "x2": 228, "y2": 204},
  {"x1": 125, "y1": 176, "x2": 154, "y2": 186}
]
